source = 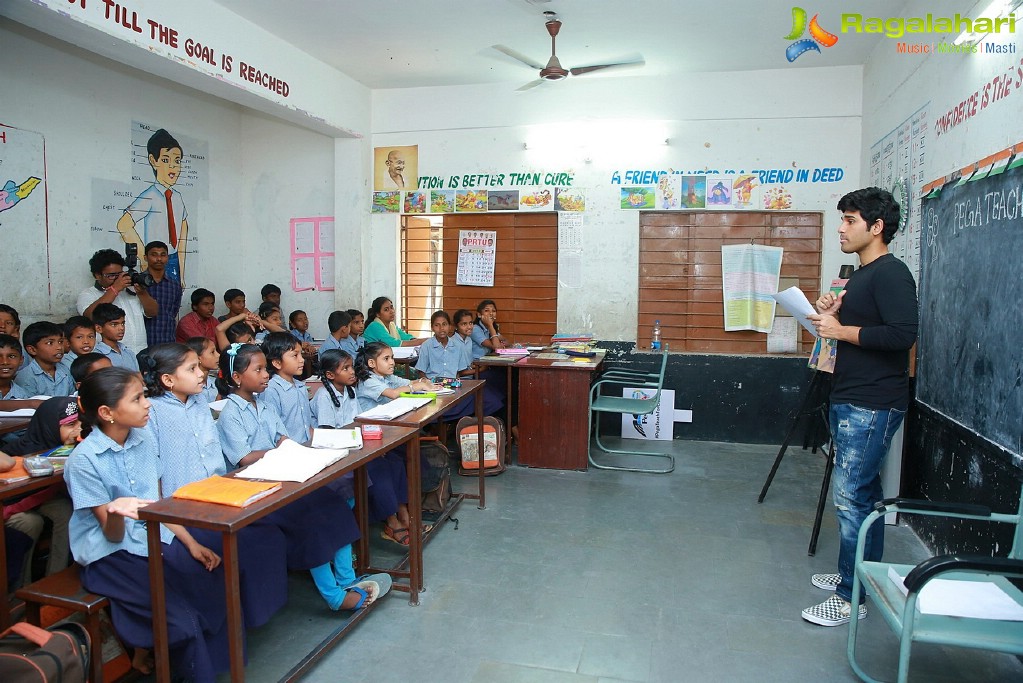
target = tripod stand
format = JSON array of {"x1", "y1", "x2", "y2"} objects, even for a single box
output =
[{"x1": 757, "y1": 370, "x2": 834, "y2": 556}]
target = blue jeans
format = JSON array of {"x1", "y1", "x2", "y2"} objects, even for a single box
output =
[{"x1": 830, "y1": 403, "x2": 905, "y2": 602}]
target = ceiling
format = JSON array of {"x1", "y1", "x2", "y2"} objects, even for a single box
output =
[{"x1": 210, "y1": 0, "x2": 933, "y2": 91}]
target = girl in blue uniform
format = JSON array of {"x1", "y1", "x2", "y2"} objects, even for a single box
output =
[
  {"x1": 355, "y1": 341, "x2": 440, "y2": 412},
  {"x1": 215, "y1": 344, "x2": 389, "y2": 611},
  {"x1": 316, "y1": 348, "x2": 413, "y2": 546},
  {"x1": 141, "y1": 343, "x2": 288, "y2": 628},
  {"x1": 184, "y1": 336, "x2": 220, "y2": 402},
  {"x1": 65, "y1": 367, "x2": 229, "y2": 682}
]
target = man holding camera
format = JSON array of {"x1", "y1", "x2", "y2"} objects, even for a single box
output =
[
  {"x1": 77, "y1": 248, "x2": 157, "y2": 353},
  {"x1": 140, "y1": 241, "x2": 183, "y2": 346}
]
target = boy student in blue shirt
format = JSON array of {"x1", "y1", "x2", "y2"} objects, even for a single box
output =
[
  {"x1": 60, "y1": 316, "x2": 97, "y2": 372},
  {"x1": 0, "y1": 335, "x2": 45, "y2": 409},
  {"x1": 318, "y1": 310, "x2": 351, "y2": 359},
  {"x1": 92, "y1": 303, "x2": 141, "y2": 373},
  {"x1": 15, "y1": 321, "x2": 75, "y2": 397},
  {"x1": 415, "y1": 311, "x2": 465, "y2": 380},
  {"x1": 345, "y1": 308, "x2": 367, "y2": 354}
]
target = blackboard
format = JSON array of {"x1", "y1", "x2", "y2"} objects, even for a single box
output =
[{"x1": 918, "y1": 163, "x2": 1023, "y2": 458}]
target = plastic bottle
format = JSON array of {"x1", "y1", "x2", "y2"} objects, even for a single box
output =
[{"x1": 651, "y1": 320, "x2": 661, "y2": 350}]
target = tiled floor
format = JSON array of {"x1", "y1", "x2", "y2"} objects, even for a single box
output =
[{"x1": 229, "y1": 440, "x2": 1023, "y2": 682}]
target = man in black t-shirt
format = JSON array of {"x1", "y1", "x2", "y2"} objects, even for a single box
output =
[{"x1": 802, "y1": 188, "x2": 918, "y2": 627}]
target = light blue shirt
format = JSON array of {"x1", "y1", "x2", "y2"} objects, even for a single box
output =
[
  {"x1": 0, "y1": 383, "x2": 30, "y2": 400},
  {"x1": 340, "y1": 335, "x2": 363, "y2": 357},
  {"x1": 147, "y1": 392, "x2": 227, "y2": 497},
  {"x1": 454, "y1": 334, "x2": 473, "y2": 372},
  {"x1": 470, "y1": 321, "x2": 492, "y2": 360},
  {"x1": 200, "y1": 374, "x2": 218, "y2": 403},
  {"x1": 356, "y1": 372, "x2": 411, "y2": 413},
  {"x1": 317, "y1": 334, "x2": 343, "y2": 360},
  {"x1": 60, "y1": 351, "x2": 79, "y2": 373},
  {"x1": 261, "y1": 375, "x2": 313, "y2": 443},
  {"x1": 14, "y1": 357, "x2": 75, "y2": 396},
  {"x1": 311, "y1": 385, "x2": 358, "y2": 428},
  {"x1": 95, "y1": 340, "x2": 140, "y2": 373},
  {"x1": 216, "y1": 393, "x2": 289, "y2": 466},
  {"x1": 415, "y1": 337, "x2": 464, "y2": 379},
  {"x1": 65, "y1": 427, "x2": 175, "y2": 565},
  {"x1": 290, "y1": 329, "x2": 315, "y2": 344}
]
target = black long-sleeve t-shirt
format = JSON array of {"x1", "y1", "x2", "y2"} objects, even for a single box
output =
[{"x1": 831, "y1": 253, "x2": 918, "y2": 410}]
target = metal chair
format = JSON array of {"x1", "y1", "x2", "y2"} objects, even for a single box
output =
[
  {"x1": 847, "y1": 493, "x2": 1023, "y2": 683},
  {"x1": 587, "y1": 345, "x2": 674, "y2": 473}
]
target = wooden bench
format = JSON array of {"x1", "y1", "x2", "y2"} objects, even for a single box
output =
[{"x1": 15, "y1": 565, "x2": 107, "y2": 683}]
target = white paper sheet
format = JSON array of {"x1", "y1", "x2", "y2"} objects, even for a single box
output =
[
  {"x1": 234, "y1": 439, "x2": 347, "y2": 483},
  {"x1": 0, "y1": 408, "x2": 36, "y2": 418},
  {"x1": 311, "y1": 428, "x2": 363, "y2": 450},
  {"x1": 772, "y1": 286, "x2": 819, "y2": 337},
  {"x1": 888, "y1": 566, "x2": 1023, "y2": 620},
  {"x1": 391, "y1": 347, "x2": 418, "y2": 360},
  {"x1": 355, "y1": 396, "x2": 431, "y2": 420}
]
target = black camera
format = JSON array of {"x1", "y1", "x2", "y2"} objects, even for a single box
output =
[{"x1": 124, "y1": 244, "x2": 154, "y2": 288}]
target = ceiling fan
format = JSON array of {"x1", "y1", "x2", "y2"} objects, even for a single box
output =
[{"x1": 494, "y1": 11, "x2": 644, "y2": 91}]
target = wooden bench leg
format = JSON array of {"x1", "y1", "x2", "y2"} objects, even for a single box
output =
[{"x1": 85, "y1": 612, "x2": 104, "y2": 683}]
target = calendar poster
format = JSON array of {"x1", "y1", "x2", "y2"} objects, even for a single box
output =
[{"x1": 456, "y1": 230, "x2": 496, "y2": 286}]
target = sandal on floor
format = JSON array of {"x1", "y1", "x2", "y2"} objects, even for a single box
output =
[
  {"x1": 381, "y1": 526, "x2": 411, "y2": 546},
  {"x1": 341, "y1": 572, "x2": 393, "y2": 611}
]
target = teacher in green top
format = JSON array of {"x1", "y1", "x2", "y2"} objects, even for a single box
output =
[{"x1": 362, "y1": 297, "x2": 427, "y2": 348}]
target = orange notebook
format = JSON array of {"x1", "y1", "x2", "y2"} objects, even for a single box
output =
[
  {"x1": 171, "y1": 475, "x2": 281, "y2": 508},
  {"x1": 0, "y1": 457, "x2": 31, "y2": 483}
]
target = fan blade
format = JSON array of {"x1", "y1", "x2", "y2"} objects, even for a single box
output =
[
  {"x1": 570, "y1": 56, "x2": 645, "y2": 77},
  {"x1": 492, "y1": 45, "x2": 545, "y2": 71},
  {"x1": 516, "y1": 78, "x2": 546, "y2": 92}
]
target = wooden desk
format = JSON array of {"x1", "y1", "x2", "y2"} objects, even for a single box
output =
[
  {"x1": 0, "y1": 416, "x2": 31, "y2": 436},
  {"x1": 516, "y1": 351, "x2": 605, "y2": 470},
  {"x1": 0, "y1": 470, "x2": 64, "y2": 629},
  {"x1": 140, "y1": 424, "x2": 419, "y2": 683},
  {"x1": 355, "y1": 380, "x2": 487, "y2": 593}
]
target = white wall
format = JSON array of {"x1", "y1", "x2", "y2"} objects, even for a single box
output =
[
  {"x1": 0, "y1": 21, "x2": 361, "y2": 337},
  {"x1": 371, "y1": 67, "x2": 865, "y2": 340}
]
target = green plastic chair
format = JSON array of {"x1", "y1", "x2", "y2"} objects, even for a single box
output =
[
  {"x1": 587, "y1": 345, "x2": 674, "y2": 473},
  {"x1": 847, "y1": 493, "x2": 1023, "y2": 683}
]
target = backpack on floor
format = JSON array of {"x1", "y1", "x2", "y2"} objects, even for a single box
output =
[
  {"x1": 0, "y1": 621, "x2": 90, "y2": 683},
  {"x1": 455, "y1": 416, "x2": 506, "y2": 476},
  {"x1": 419, "y1": 436, "x2": 452, "y2": 513}
]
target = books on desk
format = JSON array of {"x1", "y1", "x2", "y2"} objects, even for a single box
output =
[
  {"x1": 356, "y1": 396, "x2": 432, "y2": 421},
  {"x1": 235, "y1": 439, "x2": 349, "y2": 483},
  {"x1": 391, "y1": 347, "x2": 418, "y2": 360},
  {"x1": 552, "y1": 333, "x2": 593, "y2": 343},
  {"x1": 495, "y1": 348, "x2": 529, "y2": 356},
  {"x1": 311, "y1": 427, "x2": 363, "y2": 450},
  {"x1": 172, "y1": 475, "x2": 282, "y2": 507}
]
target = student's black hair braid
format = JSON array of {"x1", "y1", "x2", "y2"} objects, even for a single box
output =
[{"x1": 319, "y1": 349, "x2": 355, "y2": 407}]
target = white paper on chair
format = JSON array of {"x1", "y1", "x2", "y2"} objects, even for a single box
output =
[
  {"x1": 235, "y1": 439, "x2": 348, "y2": 482},
  {"x1": 888, "y1": 566, "x2": 1023, "y2": 620}
]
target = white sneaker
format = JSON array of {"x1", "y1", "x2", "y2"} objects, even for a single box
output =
[
  {"x1": 801, "y1": 595, "x2": 866, "y2": 626},
  {"x1": 811, "y1": 572, "x2": 841, "y2": 591}
]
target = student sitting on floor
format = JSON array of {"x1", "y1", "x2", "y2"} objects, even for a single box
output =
[
  {"x1": 66, "y1": 367, "x2": 229, "y2": 682},
  {"x1": 174, "y1": 288, "x2": 219, "y2": 343},
  {"x1": 214, "y1": 343, "x2": 389, "y2": 613},
  {"x1": 15, "y1": 321, "x2": 75, "y2": 397},
  {"x1": 92, "y1": 304, "x2": 140, "y2": 373},
  {"x1": 184, "y1": 337, "x2": 220, "y2": 402},
  {"x1": 315, "y1": 349, "x2": 417, "y2": 547},
  {"x1": 60, "y1": 315, "x2": 97, "y2": 372},
  {"x1": 141, "y1": 343, "x2": 288, "y2": 629}
]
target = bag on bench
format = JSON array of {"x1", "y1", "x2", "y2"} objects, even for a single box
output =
[
  {"x1": 455, "y1": 416, "x2": 506, "y2": 476},
  {"x1": 0, "y1": 621, "x2": 90, "y2": 683}
]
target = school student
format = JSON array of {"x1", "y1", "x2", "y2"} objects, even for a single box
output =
[
  {"x1": 0, "y1": 335, "x2": 44, "y2": 410},
  {"x1": 175, "y1": 288, "x2": 219, "y2": 343},
  {"x1": 289, "y1": 310, "x2": 315, "y2": 345},
  {"x1": 315, "y1": 349, "x2": 415, "y2": 546},
  {"x1": 255, "y1": 302, "x2": 286, "y2": 343},
  {"x1": 92, "y1": 303, "x2": 141, "y2": 373},
  {"x1": 415, "y1": 311, "x2": 464, "y2": 380},
  {"x1": 218, "y1": 288, "x2": 247, "y2": 323},
  {"x1": 451, "y1": 309, "x2": 476, "y2": 378},
  {"x1": 141, "y1": 343, "x2": 288, "y2": 628},
  {"x1": 355, "y1": 342, "x2": 440, "y2": 412},
  {"x1": 345, "y1": 308, "x2": 367, "y2": 354},
  {"x1": 470, "y1": 299, "x2": 508, "y2": 358},
  {"x1": 362, "y1": 297, "x2": 426, "y2": 348},
  {"x1": 214, "y1": 343, "x2": 389, "y2": 611},
  {"x1": 215, "y1": 310, "x2": 261, "y2": 351},
  {"x1": 58, "y1": 317, "x2": 95, "y2": 372},
  {"x1": 0, "y1": 304, "x2": 21, "y2": 340},
  {"x1": 65, "y1": 367, "x2": 229, "y2": 682},
  {"x1": 184, "y1": 337, "x2": 220, "y2": 402},
  {"x1": 260, "y1": 333, "x2": 313, "y2": 443},
  {"x1": 15, "y1": 321, "x2": 75, "y2": 397},
  {"x1": 318, "y1": 310, "x2": 352, "y2": 360}
]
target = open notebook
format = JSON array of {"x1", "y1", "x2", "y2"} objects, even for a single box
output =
[
  {"x1": 355, "y1": 395, "x2": 432, "y2": 421},
  {"x1": 235, "y1": 439, "x2": 349, "y2": 483}
]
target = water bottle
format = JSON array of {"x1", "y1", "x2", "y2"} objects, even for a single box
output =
[{"x1": 651, "y1": 320, "x2": 661, "y2": 350}]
